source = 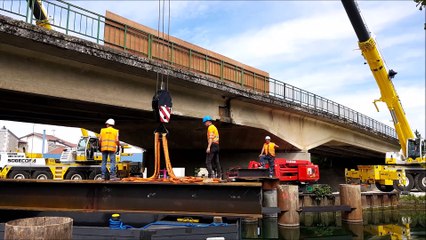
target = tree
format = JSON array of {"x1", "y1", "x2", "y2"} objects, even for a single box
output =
[{"x1": 414, "y1": 0, "x2": 426, "y2": 10}]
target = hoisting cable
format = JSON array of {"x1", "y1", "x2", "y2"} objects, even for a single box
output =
[
  {"x1": 154, "y1": 0, "x2": 172, "y2": 93},
  {"x1": 160, "y1": 0, "x2": 165, "y2": 86},
  {"x1": 166, "y1": 0, "x2": 171, "y2": 90},
  {"x1": 155, "y1": 0, "x2": 162, "y2": 92}
]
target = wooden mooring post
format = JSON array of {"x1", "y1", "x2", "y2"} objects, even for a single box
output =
[
  {"x1": 340, "y1": 184, "x2": 363, "y2": 223},
  {"x1": 277, "y1": 185, "x2": 299, "y2": 227},
  {"x1": 4, "y1": 217, "x2": 73, "y2": 240}
]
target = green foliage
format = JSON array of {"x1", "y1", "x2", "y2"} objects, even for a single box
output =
[
  {"x1": 400, "y1": 194, "x2": 426, "y2": 205},
  {"x1": 414, "y1": 0, "x2": 426, "y2": 10},
  {"x1": 312, "y1": 184, "x2": 334, "y2": 201}
]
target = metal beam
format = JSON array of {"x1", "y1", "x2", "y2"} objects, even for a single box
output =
[{"x1": 0, "y1": 179, "x2": 263, "y2": 218}]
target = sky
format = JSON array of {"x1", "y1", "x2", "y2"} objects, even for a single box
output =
[{"x1": 1, "y1": 0, "x2": 425, "y2": 145}]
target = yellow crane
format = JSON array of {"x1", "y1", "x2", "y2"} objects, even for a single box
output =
[{"x1": 342, "y1": 0, "x2": 425, "y2": 192}]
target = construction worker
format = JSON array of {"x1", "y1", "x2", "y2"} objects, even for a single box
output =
[
  {"x1": 203, "y1": 115, "x2": 222, "y2": 179},
  {"x1": 259, "y1": 136, "x2": 279, "y2": 177},
  {"x1": 99, "y1": 118, "x2": 120, "y2": 180}
]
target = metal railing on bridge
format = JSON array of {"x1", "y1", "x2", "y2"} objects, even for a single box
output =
[{"x1": 0, "y1": 0, "x2": 397, "y2": 139}]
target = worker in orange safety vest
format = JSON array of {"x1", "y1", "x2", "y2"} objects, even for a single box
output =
[
  {"x1": 99, "y1": 118, "x2": 120, "y2": 180},
  {"x1": 259, "y1": 136, "x2": 279, "y2": 177}
]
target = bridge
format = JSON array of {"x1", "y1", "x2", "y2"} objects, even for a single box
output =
[{"x1": 0, "y1": 1, "x2": 399, "y2": 172}]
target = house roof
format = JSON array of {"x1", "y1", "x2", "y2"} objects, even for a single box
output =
[
  {"x1": 20, "y1": 132, "x2": 77, "y2": 148},
  {"x1": 48, "y1": 146, "x2": 66, "y2": 154}
]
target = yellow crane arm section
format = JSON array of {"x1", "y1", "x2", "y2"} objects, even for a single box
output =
[
  {"x1": 341, "y1": 0, "x2": 414, "y2": 156},
  {"x1": 358, "y1": 38, "x2": 414, "y2": 155}
]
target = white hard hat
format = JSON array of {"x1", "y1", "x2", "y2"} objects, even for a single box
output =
[
  {"x1": 105, "y1": 118, "x2": 115, "y2": 126},
  {"x1": 265, "y1": 136, "x2": 271, "y2": 140}
]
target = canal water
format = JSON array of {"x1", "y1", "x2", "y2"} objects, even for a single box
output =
[{"x1": 241, "y1": 209, "x2": 426, "y2": 239}]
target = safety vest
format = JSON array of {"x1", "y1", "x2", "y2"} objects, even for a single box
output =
[
  {"x1": 207, "y1": 125, "x2": 219, "y2": 144},
  {"x1": 263, "y1": 142, "x2": 276, "y2": 157},
  {"x1": 100, "y1": 127, "x2": 119, "y2": 152}
]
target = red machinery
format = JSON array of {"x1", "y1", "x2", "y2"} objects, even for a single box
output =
[{"x1": 247, "y1": 158, "x2": 320, "y2": 184}]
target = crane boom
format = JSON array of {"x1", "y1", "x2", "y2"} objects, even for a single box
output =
[{"x1": 341, "y1": 0, "x2": 414, "y2": 156}]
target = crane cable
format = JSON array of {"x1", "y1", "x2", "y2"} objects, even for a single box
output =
[
  {"x1": 155, "y1": 0, "x2": 171, "y2": 92},
  {"x1": 155, "y1": 0, "x2": 161, "y2": 92},
  {"x1": 166, "y1": 0, "x2": 170, "y2": 90}
]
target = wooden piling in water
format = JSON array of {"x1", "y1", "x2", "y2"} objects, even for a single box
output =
[
  {"x1": 277, "y1": 185, "x2": 299, "y2": 227},
  {"x1": 4, "y1": 217, "x2": 73, "y2": 240},
  {"x1": 278, "y1": 226, "x2": 300, "y2": 240},
  {"x1": 340, "y1": 184, "x2": 363, "y2": 223}
]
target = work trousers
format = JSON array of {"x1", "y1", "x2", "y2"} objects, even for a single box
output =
[
  {"x1": 206, "y1": 143, "x2": 222, "y2": 178},
  {"x1": 101, "y1": 151, "x2": 116, "y2": 178},
  {"x1": 260, "y1": 155, "x2": 275, "y2": 177}
]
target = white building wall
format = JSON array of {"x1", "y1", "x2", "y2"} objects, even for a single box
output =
[
  {"x1": 20, "y1": 136, "x2": 47, "y2": 154},
  {"x1": 0, "y1": 128, "x2": 19, "y2": 152},
  {"x1": 0, "y1": 129, "x2": 7, "y2": 152}
]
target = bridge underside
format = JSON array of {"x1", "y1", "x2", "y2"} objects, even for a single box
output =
[{"x1": 0, "y1": 89, "x2": 296, "y2": 152}]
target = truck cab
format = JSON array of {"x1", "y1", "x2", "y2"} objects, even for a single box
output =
[{"x1": 60, "y1": 136, "x2": 120, "y2": 163}]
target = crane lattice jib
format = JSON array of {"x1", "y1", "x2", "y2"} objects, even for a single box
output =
[{"x1": 341, "y1": 0, "x2": 414, "y2": 156}]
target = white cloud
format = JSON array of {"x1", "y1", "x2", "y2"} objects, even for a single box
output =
[
  {"x1": 333, "y1": 84, "x2": 425, "y2": 137},
  {"x1": 205, "y1": 7, "x2": 354, "y2": 67}
]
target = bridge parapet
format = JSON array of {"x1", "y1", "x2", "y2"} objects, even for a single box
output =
[{"x1": 0, "y1": 0, "x2": 397, "y2": 141}]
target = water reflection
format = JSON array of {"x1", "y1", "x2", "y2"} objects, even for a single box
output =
[
  {"x1": 362, "y1": 222, "x2": 410, "y2": 239},
  {"x1": 241, "y1": 209, "x2": 425, "y2": 239}
]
